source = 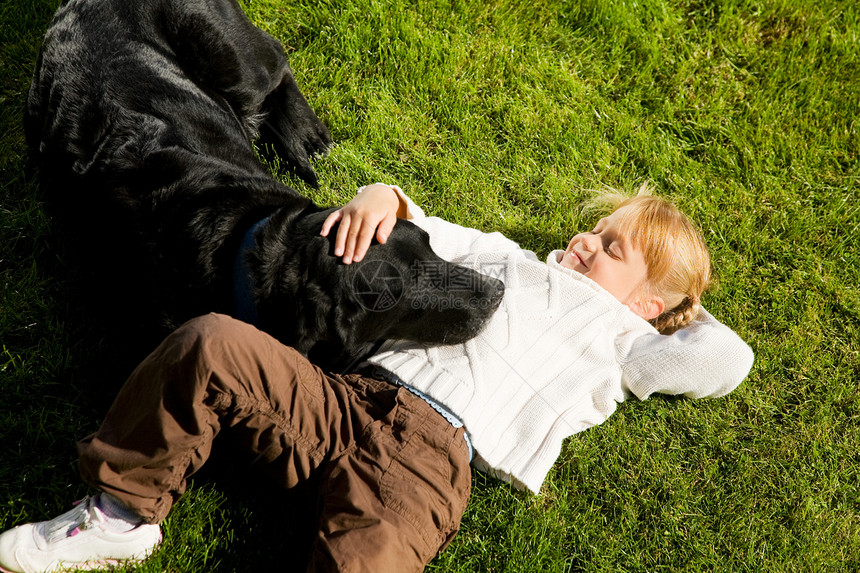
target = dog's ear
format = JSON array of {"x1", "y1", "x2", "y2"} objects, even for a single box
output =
[
  {"x1": 291, "y1": 280, "x2": 371, "y2": 372},
  {"x1": 329, "y1": 307, "x2": 366, "y2": 365},
  {"x1": 294, "y1": 272, "x2": 352, "y2": 355},
  {"x1": 289, "y1": 230, "x2": 379, "y2": 359}
]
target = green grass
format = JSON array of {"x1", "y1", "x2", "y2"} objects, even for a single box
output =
[{"x1": 2, "y1": 0, "x2": 858, "y2": 570}]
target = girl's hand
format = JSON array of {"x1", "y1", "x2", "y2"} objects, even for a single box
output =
[{"x1": 320, "y1": 184, "x2": 403, "y2": 264}]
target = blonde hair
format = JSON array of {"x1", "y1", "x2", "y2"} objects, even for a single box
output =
[{"x1": 586, "y1": 184, "x2": 712, "y2": 334}]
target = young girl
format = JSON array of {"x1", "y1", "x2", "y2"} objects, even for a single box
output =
[{"x1": 0, "y1": 184, "x2": 753, "y2": 573}]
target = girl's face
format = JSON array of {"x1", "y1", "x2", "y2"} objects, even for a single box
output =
[{"x1": 559, "y1": 206, "x2": 653, "y2": 314}]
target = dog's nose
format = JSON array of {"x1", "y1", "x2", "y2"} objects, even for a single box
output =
[{"x1": 487, "y1": 279, "x2": 505, "y2": 307}]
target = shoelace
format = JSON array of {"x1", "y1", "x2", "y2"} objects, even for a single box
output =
[{"x1": 42, "y1": 497, "x2": 101, "y2": 544}]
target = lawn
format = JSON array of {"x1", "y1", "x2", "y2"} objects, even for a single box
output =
[{"x1": 1, "y1": 0, "x2": 858, "y2": 571}]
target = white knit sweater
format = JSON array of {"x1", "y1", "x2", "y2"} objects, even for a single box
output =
[{"x1": 368, "y1": 191, "x2": 755, "y2": 494}]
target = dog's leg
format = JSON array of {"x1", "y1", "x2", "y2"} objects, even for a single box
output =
[
  {"x1": 256, "y1": 72, "x2": 332, "y2": 188},
  {"x1": 165, "y1": 0, "x2": 331, "y2": 186}
]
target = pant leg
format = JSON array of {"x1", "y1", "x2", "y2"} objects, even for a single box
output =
[
  {"x1": 77, "y1": 312, "x2": 356, "y2": 523},
  {"x1": 309, "y1": 382, "x2": 473, "y2": 573},
  {"x1": 77, "y1": 312, "x2": 471, "y2": 570}
]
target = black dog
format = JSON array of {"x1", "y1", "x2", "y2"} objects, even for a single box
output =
[{"x1": 25, "y1": 0, "x2": 503, "y2": 370}]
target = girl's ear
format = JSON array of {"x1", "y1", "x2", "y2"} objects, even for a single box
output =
[{"x1": 628, "y1": 295, "x2": 665, "y2": 321}]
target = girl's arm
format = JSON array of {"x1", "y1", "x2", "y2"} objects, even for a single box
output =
[
  {"x1": 320, "y1": 183, "x2": 523, "y2": 264},
  {"x1": 620, "y1": 309, "x2": 754, "y2": 400}
]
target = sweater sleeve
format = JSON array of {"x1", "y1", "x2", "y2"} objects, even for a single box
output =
[
  {"x1": 619, "y1": 308, "x2": 754, "y2": 400},
  {"x1": 373, "y1": 184, "x2": 527, "y2": 261}
]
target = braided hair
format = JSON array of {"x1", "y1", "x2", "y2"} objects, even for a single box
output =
[{"x1": 650, "y1": 295, "x2": 702, "y2": 335}]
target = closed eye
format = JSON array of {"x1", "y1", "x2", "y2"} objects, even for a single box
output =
[{"x1": 604, "y1": 243, "x2": 622, "y2": 260}]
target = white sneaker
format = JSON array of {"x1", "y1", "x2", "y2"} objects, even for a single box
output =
[{"x1": 0, "y1": 496, "x2": 161, "y2": 573}]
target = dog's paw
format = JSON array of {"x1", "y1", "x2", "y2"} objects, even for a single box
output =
[
  {"x1": 261, "y1": 133, "x2": 323, "y2": 187},
  {"x1": 258, "y1": 79, "x2": 332, "y2": 187}
]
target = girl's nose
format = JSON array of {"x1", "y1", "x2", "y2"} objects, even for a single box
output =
[{"x1": 579, "y1": 232, "x2": 598, "y2": 252}]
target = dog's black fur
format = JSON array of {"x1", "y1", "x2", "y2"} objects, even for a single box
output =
[{"x1": 26, "y1": 0, "x2": 503, "y2": 371}]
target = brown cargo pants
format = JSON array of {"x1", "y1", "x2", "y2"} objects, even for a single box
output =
[{"x1": 77, "y1": 313, "x2": 472, "y2": 573}]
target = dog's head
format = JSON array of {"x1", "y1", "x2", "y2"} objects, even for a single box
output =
[{"x1": 252, "y1": 208, "x2": 504, "y2": 370}]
